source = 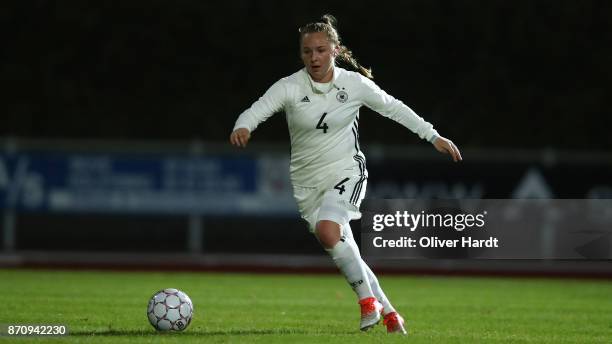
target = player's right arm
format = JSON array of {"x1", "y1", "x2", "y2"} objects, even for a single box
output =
[
  {"x1": 230, "y1": 128, "x2": 251, "y2": 148},
  {"x1": 230, "y1": 79, "x2": 287, "y2": 148}
]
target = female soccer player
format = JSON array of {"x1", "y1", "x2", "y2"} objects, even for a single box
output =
[{"x1": 230, "y1": 14, "x2": 462, "y2": 334}]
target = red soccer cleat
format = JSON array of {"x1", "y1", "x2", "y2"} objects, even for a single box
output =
[
  {"x1": 383, "y1": 311, "x2": 407, "y2": 334},
  {"x1": 358, "y1": 297, "x2": 383, "y2": 331}
]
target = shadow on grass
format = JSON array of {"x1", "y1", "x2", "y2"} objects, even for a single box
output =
[{"x1": 69, "y1": 328, "x2": 332, "y2": 337}]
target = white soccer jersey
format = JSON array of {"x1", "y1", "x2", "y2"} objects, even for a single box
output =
[{"x1": 233, "y1": 67, "x2": 439, "y2": 187}]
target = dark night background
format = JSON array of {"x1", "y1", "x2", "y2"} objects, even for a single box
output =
[{"x1": 2, "y1": 0, "x2": 610, "y2": 150}]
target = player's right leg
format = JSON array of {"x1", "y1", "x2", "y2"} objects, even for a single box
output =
[
  {"x1": 342, "y1": 223, "x2": 407, "y2": 334},
  {"x1": 293, "y1": 178, "x2": 384, "y2": 331},
  {"x1": 315, "y1": 219, "x2": 382, "y2": 331},
  {"x1": 341, "y1": 223, "x2": 396, "y2": 313}
]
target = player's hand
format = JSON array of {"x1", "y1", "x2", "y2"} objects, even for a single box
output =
[
  {"x1": 230, "y1": 128, "x2": 251, "y2": 148},
  {"x1": 433, "y1": 136, "x2": 462, "y2": 162}
]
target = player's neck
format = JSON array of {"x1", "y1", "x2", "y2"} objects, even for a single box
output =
[{"x1": 311, "y1": 67, "x2": 334, "y2": 83}]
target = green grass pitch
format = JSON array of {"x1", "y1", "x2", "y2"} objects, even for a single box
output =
[{"x1": 0, "y1": 269, "x2": 610, "y2": 343}]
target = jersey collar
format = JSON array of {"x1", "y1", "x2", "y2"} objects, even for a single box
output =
[{"x1": 304, "y1": 67, "x2": 341, "y2": 94}]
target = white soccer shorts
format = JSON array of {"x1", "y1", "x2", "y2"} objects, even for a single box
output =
[{"x1": 292, "y1": 163, "x2": 368, "y2": 232}]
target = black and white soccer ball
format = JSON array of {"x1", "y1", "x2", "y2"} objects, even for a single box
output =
[{"x1": 147, "y1": 288, "x2": 193, "y2": 331}]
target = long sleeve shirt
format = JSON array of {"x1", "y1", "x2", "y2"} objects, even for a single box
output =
[{"x1": 233, "y1": 67, "x2": 439, "y2": 187}]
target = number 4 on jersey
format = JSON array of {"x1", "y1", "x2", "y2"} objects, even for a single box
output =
[
  {"x1": 316, "y1": 112, "x2": 329, "y2": 133},
  {"x1": 334, "y1": 177, "x2": 349, "y2": 194}
]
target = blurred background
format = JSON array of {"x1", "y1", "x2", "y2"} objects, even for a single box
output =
[{"x1": 1, "y1": 0, "x2": 610, "y2": 276}]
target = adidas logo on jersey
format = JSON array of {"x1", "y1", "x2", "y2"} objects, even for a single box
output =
[{"x1": 300, "y1": 96, "x2": 310, "y2": 102}]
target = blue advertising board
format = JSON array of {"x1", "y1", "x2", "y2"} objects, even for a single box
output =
[{"x1": 0, "y1": 152, "x2": 297, "y2": 215}]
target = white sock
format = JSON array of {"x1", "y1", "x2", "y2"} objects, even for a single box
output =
[
  {"x1": 361, "y1": 260, "x2": 396, "y2": 315},
  {"x1": 326, "y1": 235, "x2": 374, "y2": 300},
  {"x1": 343, "y1": 223, "x2": 397, "y2": 315}
]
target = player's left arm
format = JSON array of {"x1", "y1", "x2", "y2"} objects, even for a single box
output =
[
  {"x1": 360, "y1": 76, "x2": 462, "y2": 162},
  {"x1": 432, "y1": 136, "x2": 462, "y2": 162}
]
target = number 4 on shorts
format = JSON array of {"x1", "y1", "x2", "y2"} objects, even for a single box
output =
[{"x1": 334, "y1": 177, "x2": 350, "y2": 195}]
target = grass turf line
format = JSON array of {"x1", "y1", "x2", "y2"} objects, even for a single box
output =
[{"x1": 0, "y1": 269, "x2": 611, "y2": 343}]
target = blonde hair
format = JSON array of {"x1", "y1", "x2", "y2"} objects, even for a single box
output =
[{"x1": 299, "y1": 14, "x2": 373, "y2": 79}]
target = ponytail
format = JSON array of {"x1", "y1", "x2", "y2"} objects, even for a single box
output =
[{"x1": 337, "y1": 45, "x2": 373, "y2": 79}]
